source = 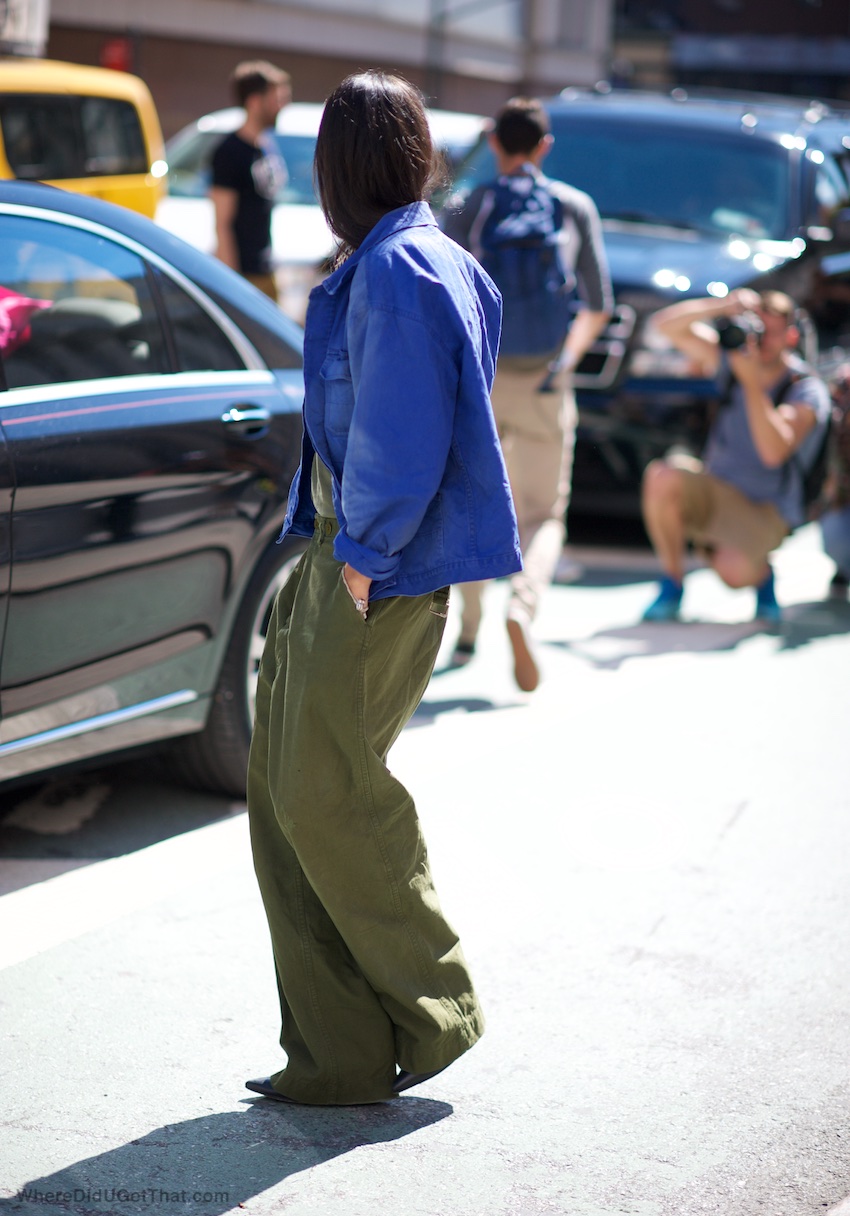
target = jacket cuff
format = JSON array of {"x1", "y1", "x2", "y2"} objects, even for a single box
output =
[{"x1": 333, "y1": 529, "x2": 401, "y2": 581}]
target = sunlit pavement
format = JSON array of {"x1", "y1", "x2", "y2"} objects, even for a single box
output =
[{"x1": 1, "y1": 523, "x2": 849, "y2": 1216}]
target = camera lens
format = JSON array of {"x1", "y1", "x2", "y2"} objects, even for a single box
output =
[{"x1": 715, "y1": 312, "x2": 764, "y2": 349}]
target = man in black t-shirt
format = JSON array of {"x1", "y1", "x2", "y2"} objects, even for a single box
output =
[{"x1": 211, "y1": 60, "x2": 290, "y2": 301}]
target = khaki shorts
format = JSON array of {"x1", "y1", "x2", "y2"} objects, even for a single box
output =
[{"x1": 669, "y1": 454, "x2": 789, "y2": 566}]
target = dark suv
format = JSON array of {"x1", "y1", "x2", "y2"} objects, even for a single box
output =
[{"x1": 447, "y1": 88, "x2": 850, "y2": 517}]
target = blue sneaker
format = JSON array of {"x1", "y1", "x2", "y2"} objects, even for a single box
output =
[
  {"x1": 642, "y1": 576, "x2": 683, "y2": 622},
  {"x1": 754, "y1": 569, "x2": 781, "y2": 623}
]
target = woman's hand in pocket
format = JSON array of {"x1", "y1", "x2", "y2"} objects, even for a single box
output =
[{"x1": 342, "y1": 563, "x2": 372, "y2": 619}]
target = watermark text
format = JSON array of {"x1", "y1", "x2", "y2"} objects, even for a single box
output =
[{"x1": 15, "y1": 1188, "x2": 230, "y2": 1206}]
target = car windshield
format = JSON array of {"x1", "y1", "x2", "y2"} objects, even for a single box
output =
[
  {"x1": 451, "y1": 118, "x2": 792, "y2": 241},
  {"x1": 167, "y1": 130, "x2": 318, "y2": 206}
]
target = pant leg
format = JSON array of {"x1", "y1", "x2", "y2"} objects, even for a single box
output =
[
  {"x1": 247, "y1": 523, "x2": 484, "y2": 1105},
  {"x1": 820, "y1": 506, "x2": 850, "y2": 578},
  {"x1": 454, "y1": 366, "x2": 575, "y2": 645},
  {"x1": 491, "y1": 365, "x2": 576, "y2": 629},
  {"x1": 456, "y1": 578, "x2": 486, "y2": 647}
]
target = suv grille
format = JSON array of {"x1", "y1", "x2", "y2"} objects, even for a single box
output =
[{"x1": 573, "y1": 303, "x2": 636, "y2": 389}]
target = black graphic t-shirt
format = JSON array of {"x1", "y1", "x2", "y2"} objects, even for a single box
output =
[{"x1": 211, "y1": 132, "x2": 287, "y2": 274}]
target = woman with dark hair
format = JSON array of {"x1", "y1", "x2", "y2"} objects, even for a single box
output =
[{"x1": 245, "y1": 71, "x2": 520, "y2": 1106}]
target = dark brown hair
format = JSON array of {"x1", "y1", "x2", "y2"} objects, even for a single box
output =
[
  {"x1": 230, "y1": 60, "x2": 290, "y2": 108},
  {"x1": 494, "y1": 97, "x2": 550, "y2": 156},
  {"x1": 314, "y1": 71, "x2": 443, "y2": 259}
]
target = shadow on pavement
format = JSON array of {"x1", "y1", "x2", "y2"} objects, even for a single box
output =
[
  {"x1": 0, "y1": 696, "x2": 518, "y2": 890},
  {"x1": 410, "y1": 695, "x2": 520, "y2": 726},
  {"x1": 0, "y1": 762, "x2": 239, "y2": 861},
  {"x1": 569, "y1": 568, "x2": 662, "y2": 588},
  {"x1": 1, "y1": 1100, "x2": 452, "y2": 1216},
  {"x1": 775, "y1": 598, "x2": 850, "y2": 650},
  {"x1": 548, "y1": 621, "x2": 760, "y2": 670},
  {"x1": 547, "y1": 598, "x2": 850, "y2": 671}
]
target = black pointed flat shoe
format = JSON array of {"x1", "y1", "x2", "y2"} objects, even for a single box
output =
[
  {"x1": 392, "y1": 1065, "x2": 449, "y2": 1094},
  {"x1": 245, "y1": 1077, "x2": 299, "y2": 1103}
]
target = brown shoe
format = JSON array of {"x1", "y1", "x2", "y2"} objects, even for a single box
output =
[{"x1": 506, "y1": 618, "x2": 539, "y2": 692}]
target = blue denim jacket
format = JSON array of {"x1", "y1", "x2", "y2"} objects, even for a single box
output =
[{"x1": 280, "y1": 202, "x2": 522, "y2": 599}]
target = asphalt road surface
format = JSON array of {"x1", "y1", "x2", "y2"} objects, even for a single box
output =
[{"x1": 1, "y1": 524, "x2": 849, "y2": 1216}]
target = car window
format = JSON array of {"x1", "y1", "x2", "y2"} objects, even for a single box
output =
[
  {"x1": 204, "y1": 284, "x2": 304, "y2": 371},
  {"x1": 165, "y1": 129, "x2": 215, "y2": 197},
  {"x1": 0, "y1": 213, "x2": 167, "y2": 389},
  {"x1": 167, "y1": 112, "x2": 476, "y2": 208},
  {"x1": 272, "y1": 133, "x2": 317, "y2": 205},
  {"x1": 452, "y1": 120, "x2": 791, "y2": 240},
  {"x1": 0, "y1": 95, "x2": 147, "y2": 180},
  {"x1": 152, "y1": 267, "x2": 245, "y2": 372},
  {"x1": 0, "y1": 97, "x2": 82, "y2": 179},
  {"x1": 80, "y1": 98, "x2": 148, "y2": 176},
  {"x1": 167, "y1": 129, "x2": 318, "y2": 206}
]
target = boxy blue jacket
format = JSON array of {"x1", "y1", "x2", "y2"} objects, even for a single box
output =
[{"x1": 279, "y1": 202, "x2": 522, "y2": 599}]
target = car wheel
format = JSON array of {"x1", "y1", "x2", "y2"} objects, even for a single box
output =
[{"x1": 168, "y1": 539, "x2": 307, "y2": 797}]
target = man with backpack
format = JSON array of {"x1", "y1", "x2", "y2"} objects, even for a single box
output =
[
  {"x1": 443, "y1": 97, "x2": 612, "y2": 691},
  {"x1": 641, "y1": 288, "x2": 831, "y2": 623}
]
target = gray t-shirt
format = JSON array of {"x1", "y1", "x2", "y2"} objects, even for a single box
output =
[{"x1": 704, "y1": 354, "x2": 831, "y2": 529}]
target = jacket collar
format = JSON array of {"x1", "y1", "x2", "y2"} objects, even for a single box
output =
[{"x1": 321, "y1": 202, "x2": 437, "y2": 296}]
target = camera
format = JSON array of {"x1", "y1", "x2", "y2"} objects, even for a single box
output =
[{"x1": 715, "y1": 312, "x2": 765, "y2": 349}]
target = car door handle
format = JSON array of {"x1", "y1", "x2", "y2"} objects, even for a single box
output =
[{"x1": 221, "y1": 405, "x2": 272, "y2": 438}]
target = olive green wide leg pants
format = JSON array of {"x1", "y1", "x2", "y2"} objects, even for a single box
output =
[{"x1": 247, "y1": 517, "x2": 485, "y2": 1105}]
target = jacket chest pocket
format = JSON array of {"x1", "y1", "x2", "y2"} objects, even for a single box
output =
[{"x1": 320, "y1": 353, "x2": 354, "y2": 437}]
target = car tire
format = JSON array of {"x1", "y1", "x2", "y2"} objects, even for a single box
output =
[{"x1": 168, "y1": 538, "x2": 307, "y2": 797}]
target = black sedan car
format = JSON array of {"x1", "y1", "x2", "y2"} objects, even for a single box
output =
[{"x1": 0, "y1": 181, "x2": 307, "y2": 794}]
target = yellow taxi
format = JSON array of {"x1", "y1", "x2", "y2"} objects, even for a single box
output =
[{"x1": 0, "y1": 58, "x2": 167, "y2": 217}]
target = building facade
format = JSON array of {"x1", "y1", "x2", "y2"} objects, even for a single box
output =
[
  {"x1": 45, "y1": 0, "x2": 613, "y2": 137},
  {"x1": 613, "y1": 0, "x2": 850, "y2": 102}
]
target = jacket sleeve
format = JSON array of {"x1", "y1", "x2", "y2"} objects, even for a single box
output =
[{"x1": 332, "y1": 263, "x2": 461, "y2": 582}]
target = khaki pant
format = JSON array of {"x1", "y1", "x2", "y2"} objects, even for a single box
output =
[
  {"x1": 458, "y1": 360, "x2": 577, "y2": 643},
  {"x1": 245, "y1": 271, "x2": 279, "y2": 303},
  {"x1": 247, "y1": 516, "x2": 484, "y2": 1104}
]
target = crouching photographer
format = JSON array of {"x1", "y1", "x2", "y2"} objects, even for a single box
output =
[{"x1": 641, "y1": 288, "x2": 831, "y2": 622}]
